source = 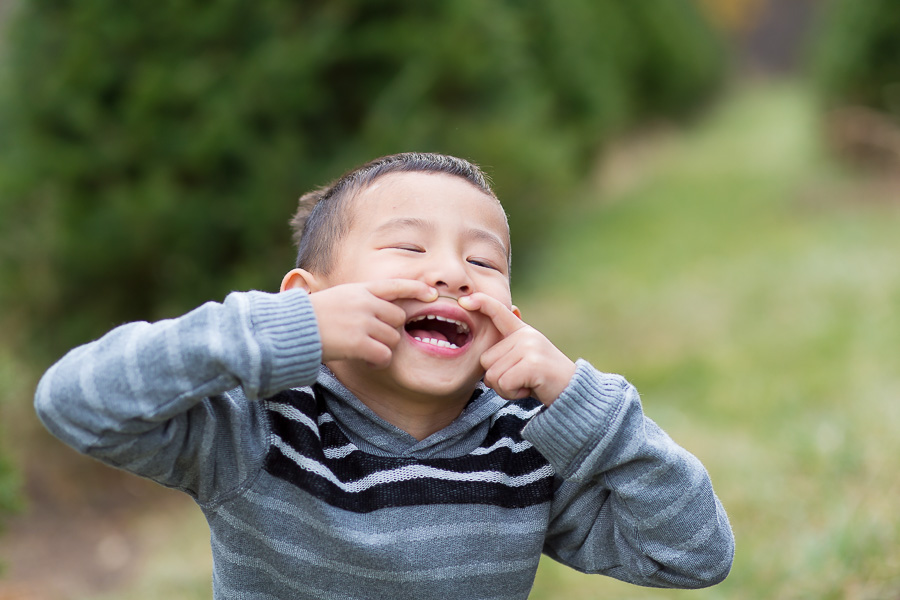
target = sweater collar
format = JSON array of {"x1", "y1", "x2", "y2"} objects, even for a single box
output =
[{"x1": 315, "y1": 365, "x2": 508, "y2": 457}]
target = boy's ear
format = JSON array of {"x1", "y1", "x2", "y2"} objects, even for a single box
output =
[
  {"x1": 280, "y1": 268, "x2": 322, "y2": 293},
  {"x1": 512, "y1": 305, "x2": 522, "y2": 319}
]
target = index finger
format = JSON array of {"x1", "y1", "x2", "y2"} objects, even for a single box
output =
[
  {"x1": 364, "y1": 279, "x2": 439, "y2": 303},
  {"x1": 458, "y1": 292, "x2": 525, "y2": 337}
]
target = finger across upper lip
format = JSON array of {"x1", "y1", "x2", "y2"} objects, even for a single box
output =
[{"x1": 404, "y1": 298, "x2": 474, "y2": 332}]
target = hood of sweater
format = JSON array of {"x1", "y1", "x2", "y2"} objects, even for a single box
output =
[{"x1": 316, "y1": 364, "x2": 510, "y2": 460}]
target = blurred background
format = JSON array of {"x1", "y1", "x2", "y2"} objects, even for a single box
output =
[{"x1": 1, "y1": 0, "x2": 899, "y2": 598}]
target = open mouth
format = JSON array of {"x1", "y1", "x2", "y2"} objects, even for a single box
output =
[{"x1": 404, "y1": 314, "x2": 472, "y2": 349}]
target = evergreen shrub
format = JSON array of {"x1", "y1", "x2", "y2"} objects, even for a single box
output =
[
  {"x1": 811, "y1": 0, "x2": 900, "y2": 119},
  {"x1": 0, "y1": 0, "x2": 725, "y2": 357}
]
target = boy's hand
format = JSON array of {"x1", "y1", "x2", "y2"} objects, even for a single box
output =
[
  {"x1": 309, "y1": 279, "x2": 437, "y2": 368},
  {"x1": 459, "y1": 293, "x2": 576, "y2": 406}
]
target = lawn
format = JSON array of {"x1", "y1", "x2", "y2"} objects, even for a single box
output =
[
  {"x1": 5, "y1": 80, "x2": 900, "y2": 599},
  {"x1": 525, "y1": 82, "x2": 900, "y2": 599}
]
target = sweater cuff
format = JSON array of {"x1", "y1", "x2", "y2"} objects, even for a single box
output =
[
  {"x1": 523, "y1": 359, "x2": 630, "y2": 479},
  {"x1": 246, "y1": 289, "x2": 322, "y2": 395}
]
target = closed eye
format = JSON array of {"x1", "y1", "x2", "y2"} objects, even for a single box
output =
[
  {"x1": 390, "y1": 244, "x2": 425, "y2": 253},
  {"x1": 468, "y1": 258, "x2": 500, "y2": 271}
]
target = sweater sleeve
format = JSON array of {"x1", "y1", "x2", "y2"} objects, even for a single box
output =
[
  {"x1": 34, "y1": 289, "x2": 322, "y2": 505},
  {"x1": 522, "y1": 359, "x2": 734, "y2": 589}
]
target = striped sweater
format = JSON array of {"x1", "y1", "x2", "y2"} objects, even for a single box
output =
[{"x1": 34, "y1": 289, "x2": 734, "y2": 599}]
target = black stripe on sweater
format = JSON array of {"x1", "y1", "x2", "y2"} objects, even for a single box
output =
[{"x1": 262, "y1": 388, "x2": 555, "y2": 513}]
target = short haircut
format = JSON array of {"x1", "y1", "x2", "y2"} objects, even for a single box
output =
[{"x1": 290, "y1": 152, "x2": 507, "y2": 275}]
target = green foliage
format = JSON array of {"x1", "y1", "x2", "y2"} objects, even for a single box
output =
[
  {"x1": 811, "y1": 0, "x2": 900, "y2": 117},
  {"x1": 0, "y1": 456, "x2": 20, "y2": 522},
  {"x1": 0, "y1": 352, "x2": 25, "y2": 539},
  {"x1": 0, "y1": 0, "x2": 725, "y2": 357}
]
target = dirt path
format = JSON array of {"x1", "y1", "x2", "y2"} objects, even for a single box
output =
[{"x1": 0, "y1": 434, "x2": 192, "y2": 600}]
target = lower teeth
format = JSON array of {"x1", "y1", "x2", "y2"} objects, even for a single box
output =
[{"x1": 414, "y1": 337, "x2": 458, "y2": 349}]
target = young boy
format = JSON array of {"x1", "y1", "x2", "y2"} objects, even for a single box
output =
[{"x1": 35, "y1": 152, "x2": 734, "y2": 599}]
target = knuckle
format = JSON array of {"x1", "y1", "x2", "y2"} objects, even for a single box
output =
[
  {"x1": 383, "y1": 328, "x2": 401, "y2": 346},
  {"x1": 496, "y1": 373, "x2": 513, "y2": 393},
  {"x1": 367, "y1": 344, "x2": 392, "y2": 366},
  {"x1": 385, "y1": 306, "x2": 406, "y2": 327},
  {"x1": 522, "y1": 353, "x2": 541, "y2": 368},
  {"x1": 483, "y1": 372, "x2": 498, "y2": 389}
]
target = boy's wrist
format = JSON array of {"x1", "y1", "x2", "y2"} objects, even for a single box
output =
[
  {"x1": 246, "y1": 289, "x2": 322, "y2": 394},
  {"x1": 533, "y1": 357, "x2": 578, "y2": 406},
  {"x1": 523, "y1": 360, "x2": 630, "y2": 477}
]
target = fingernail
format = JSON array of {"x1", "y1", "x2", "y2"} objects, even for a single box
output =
[{"x1": 458, "y1": 295, "x2": 474, "y2": 309}]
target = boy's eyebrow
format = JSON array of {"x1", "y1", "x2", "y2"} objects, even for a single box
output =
[
  {"x1": 373, "y1": 217, "x2": 435, "y2": 235},
  {"x1": 465, "y1": 226, "x2": 510, "y2": 258},
  {"x1": 374, "y1": 217, "x2": 509, "y2": 256}
]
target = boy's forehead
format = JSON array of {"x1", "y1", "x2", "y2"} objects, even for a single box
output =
[{"x1": 353, "y1": 172, "x2": 508, "y2": 232}]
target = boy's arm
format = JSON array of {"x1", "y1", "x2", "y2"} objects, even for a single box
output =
[
  {"x1": 34, "y1": 289, "x2": 322, "y2": 503},
  {"x1": 523, "y1": 361, "x2": 735, "y2": 589},
  {"x1": 460, "y1": 293, "x2": 733, "y2": 588}
]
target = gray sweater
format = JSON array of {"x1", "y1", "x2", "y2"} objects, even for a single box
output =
[{"x1": 34, "y1": 288, "x2": 734, "y2": 599}]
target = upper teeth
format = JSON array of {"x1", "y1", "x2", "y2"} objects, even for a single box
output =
[{"x1": 407, "y1": 314, "x2": 470, "y2": 334}]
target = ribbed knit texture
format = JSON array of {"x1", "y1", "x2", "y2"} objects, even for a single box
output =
[
  {"x1": 35, "y1": 289, "x2": 734, "y2": 599},
  {"x1": 246, "y1": 289, "x2": 322, "y2": 395}
]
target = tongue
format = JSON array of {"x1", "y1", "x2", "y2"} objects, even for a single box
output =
[{"x1": 408, "y1": 328, "x2": 449, "y2": 342}]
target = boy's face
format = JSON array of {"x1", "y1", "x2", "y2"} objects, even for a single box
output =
[{"x1": 313, "y1": 171, "x2": 515, "y2": 405}]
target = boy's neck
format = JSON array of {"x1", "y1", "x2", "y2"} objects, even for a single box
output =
[{"x1": 325, "y1": 361, "x2": 473, "y2": 441}]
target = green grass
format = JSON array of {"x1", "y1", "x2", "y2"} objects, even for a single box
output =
[
  {"x1": 18, "y1": 80, "x2": 898, "y2": 599},
  {"x1": 524, "y1": 82, "x2": 900, "y2": 599}
]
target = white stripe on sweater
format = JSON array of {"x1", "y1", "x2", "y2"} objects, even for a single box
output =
[
  {"x1": 494, "y1": 404, "x2": 543, "y2": 421},
  {"x1": 322, "y1": 443, "x2": 357, "y2": 459},
  {"x1": 267, "y1": 401, "x2": 321, "y2": 439},
  {"x1": 271, "y1": 435, "x2": 554, "y2": 492},
  {"x1": 268, "y1": 400, "x2": 535, "y2": 458},
  {"x1": 266, "y1": 402, "x2": 355, "y2": 458},
  {"x1": 470, "y1": 437, "x2": 534, "y2": 455}
]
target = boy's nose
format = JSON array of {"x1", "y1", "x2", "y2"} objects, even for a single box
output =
[
  {"x1": 434, "y1": 279, "x2": 470, "y2": 295},
  {"x1": 426, "y1": 255, "x2": 472, "y2": 296}
]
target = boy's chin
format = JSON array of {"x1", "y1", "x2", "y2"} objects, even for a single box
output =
[
  {"x1": 384, "y1": 361, "x2": 484, "y2": 403},
  {"x1": 330, "y1": 346, "x2": 486, "y2": 405}
]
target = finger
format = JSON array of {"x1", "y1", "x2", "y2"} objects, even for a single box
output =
[
  {"x1": 366, "y1": 279, "x2": 438, "y2": 303},
  {"x1": 359, "y1": 339, "x2": 394, "y2": 369},
  {"x1": 479, "y1": 334, "x2": 520, "y2": 371},
  {"x1": 367, "y1": 320, "x2": 403, "y2": 349},
  {"x1": 496, "y1": 377, "x2": 534, "y2": 400},
  {"x1": 371, "y1": 300, "x2": 409, "y2": 329},
  {"x1": 459, "y1": 293, "x2": 525, "y2": 338},
  {"x1": 484, "y1": 357, "x2": 532, "y2": 400}
]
